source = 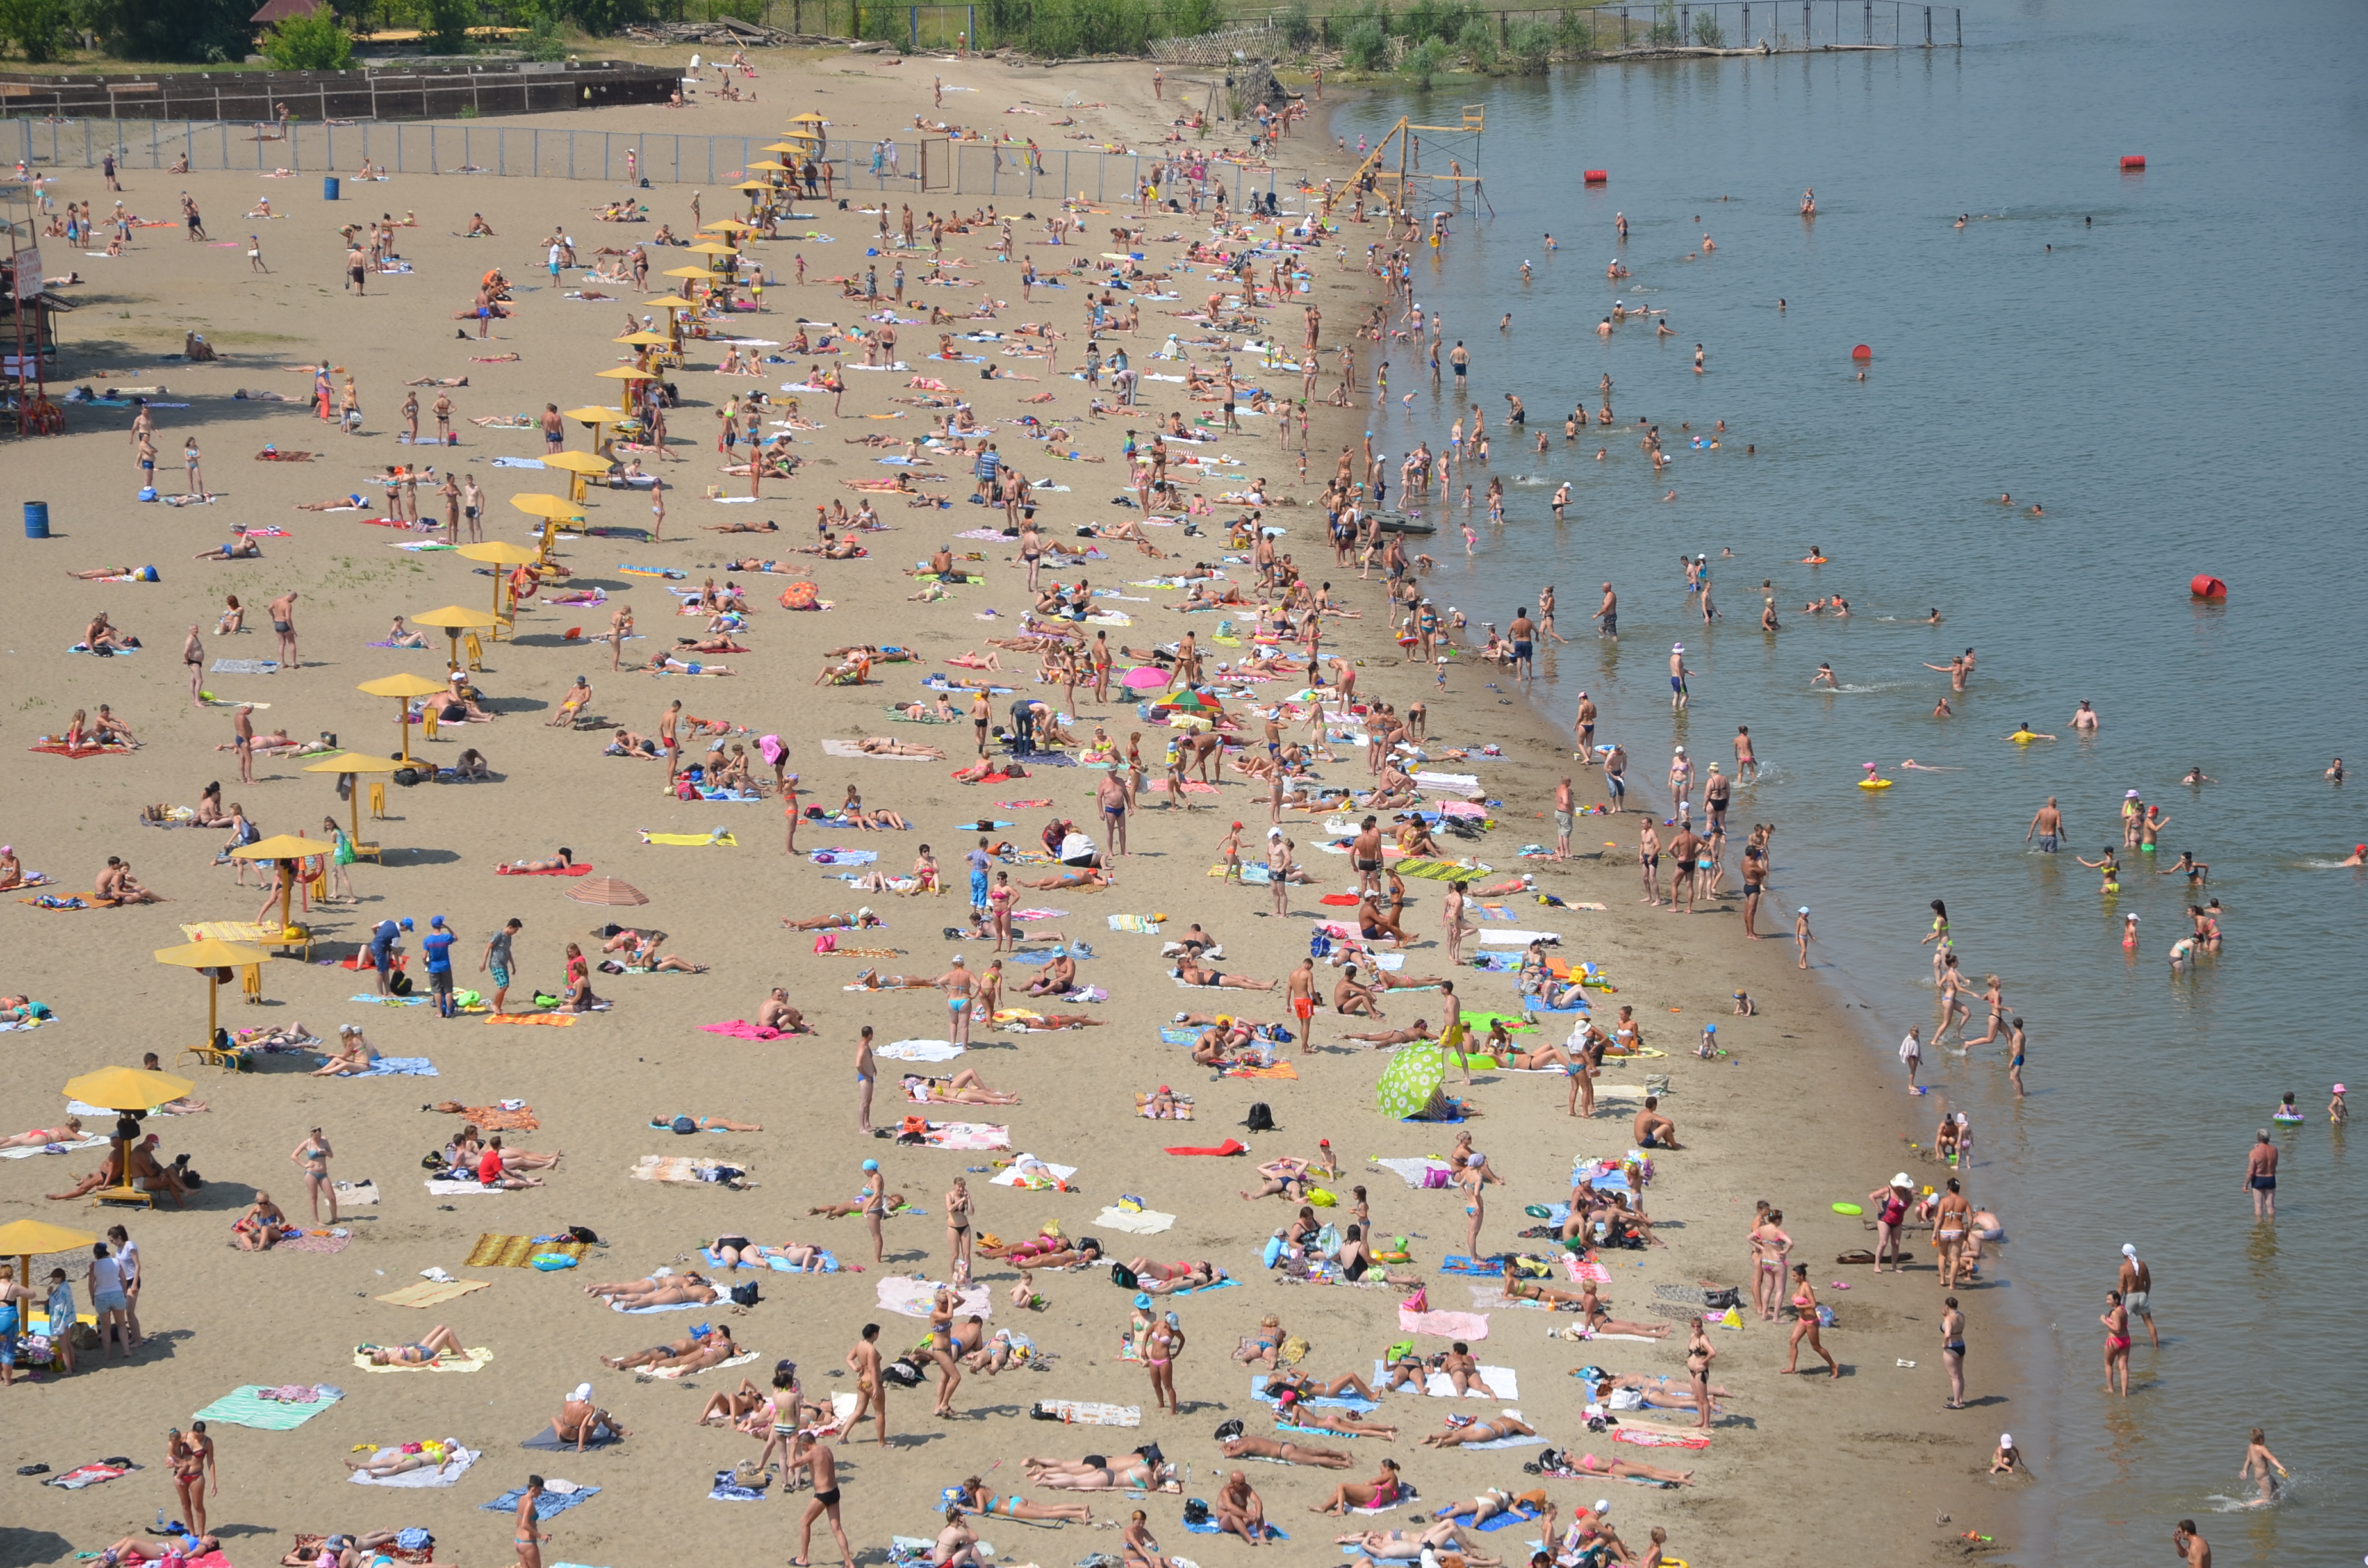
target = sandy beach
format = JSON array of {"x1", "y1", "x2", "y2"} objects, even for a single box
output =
[{"x1": 0, "y1": 48, "x2": 2025, "y2": 1568}]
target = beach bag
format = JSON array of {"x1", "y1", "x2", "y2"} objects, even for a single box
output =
[
  {"x1": 1213, "y1": 1418, "x2": 1244, "y2": 1442},
  {"x1": 1420, "y1": 1164, "x2": 1452, "y2": 1189},
  {"x1": 881, "y1": 1357, "x2": 925, "y2": 1387},
  {"x1": 1108, "y1": 1262, "x2": 1139, "y2": 1289},
  {"x1": 567, "y1": 1225, "x2": 602, "y2": 1245},
  {"x1": 1242, "y1": 1101, "x2": 1276, "y2": 1132},
  {"x1": 812, "y1": 933, "x2": 837, "y2": 953},
  {"x1": 1384, "y1": 1339, "x2": 1415, "y2": 1366},
  {"x1": 1181, "y1": 1499, "x2": 1210, "y2": 1526},
  {"x1": 728, "y1": 1282, "x2": 761, "y2": 1307},
  {"x1": 730, "y1": 1459, "x2": 772, "y2": 1490},
  {"x1": 1278, "y1": 1334, "x2": 1311, "y2": 1364},
  {"x1": 1701, "y1": 1287, "x2": 1741, "y2": 1313},
  {"x1": 388, "y1": 971, "x2": 413, "y2": 996},
  {"x1": 1307, "y1": 1188, "x2": 1336, "y2": 1207}
]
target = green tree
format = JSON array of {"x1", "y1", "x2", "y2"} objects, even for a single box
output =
[
  {"x1": 422, "y1": 0, "x2": 474, "y2": 51},
  {"x1": 1505, "y1": 14, "x2": 1554, "y2": 70},
  {"x1": 0, "y1": 0, "x2": 70, "y2": 61},
  {"x1": 1399, "y1": 33, "x2": 1447, "y2": 85},
  {"x1": 85, "y1": 0, "x2": 255, "y2": 60},
  {"x1": 261, "y1": 6, "x2": 357, "y2": 66},
  {"x1": 1274, "y1": 0, "x2": 1312, "y2": 49}
]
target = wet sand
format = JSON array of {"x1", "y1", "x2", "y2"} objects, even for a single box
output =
[{"x1": 0, "y1": 51, "x2": 2021, "y2": 1568}]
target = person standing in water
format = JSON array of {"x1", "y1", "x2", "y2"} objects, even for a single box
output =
[
  {"x1": 2244, "y1": 1130, "x2": 2278, "y2": 1217},
  {"x1": 1669, "y1": 642, "x2": 1693, "y2": 711},
  {"x1": 2116, "y1": 1243, "x2": 2158, "y2": 1348},
  {"x1": 2237, "y1": 1428, "x2": 2286, "y2": 1506},
  {"x1": 2026, "y1": 797, "x2": 2065, "y2": 853}
]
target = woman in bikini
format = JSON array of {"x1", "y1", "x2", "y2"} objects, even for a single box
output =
[
  {"x1": 1420, "y1": 1412, "x2": 1536, "y2": 1449},
  {"x1": 944, "y1": 1175, "x2": 975, "y2": 1277},
  {"x1": 359, "y1": 1324, "x2": 466, "y2": 1366},
  {"x1": 231, "y1": 1193, "x2": 293, "y2": 1250},
  {"x1": 1748, "y1": 1208, "x2": 1793, "y2": 1321},
  {"x1": 1142, "y1": 1311, "x2": 1181, "y2": 1414},
  {"x1": 958, "y1": 1476, "x2": 1092, "y2": 1524},
  {"x1": 0, "y1": 1116, "x2": 83, "y2": 1150},
  {"x1": 1234, "y1": 1314, "x2": 1287, "y2": 1368},
  {"x1": 513, "y1": 1476, "x2": 546, "y2": 1568},
  {"x1": 926, "y1": 1284, "x2": 964, "y2": 1417},
  {"x1": 291, "y1": 1126, "x2": 338, "y2": 1224},
  {"x1": 346, "y1": 1437, "x2": 467, "y2": 1480},
  {"x1": 1782, "y1": 1264, "x2": 1839, "y2": 1378},
  {"x1": 1306, "y1": 1457, "x2": 1407, "y2": 1513},
  {"x1": 1272, "y1": 1389, "x2": 1399, "y2": 1439}
]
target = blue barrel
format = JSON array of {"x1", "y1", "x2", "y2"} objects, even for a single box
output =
[
  {"x1": 323, "y1": 176, "x2": 341, "y2": 202},
  {"x1": 23, "y1": 502, "x2": 49, "y2": 539}
]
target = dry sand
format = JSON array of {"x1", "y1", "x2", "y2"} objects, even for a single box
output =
[{"x1": 0, "y1": 49, "x2": 2023, "y2": 1568}]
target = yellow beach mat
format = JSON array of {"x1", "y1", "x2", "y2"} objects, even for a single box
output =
[
  {"x1": 354, "y1": 1345, "x2": 494, "y2": 1373},
  {"x1": 376, "y1": 1277, "x2": 493, "y2": 1309},
  {"x1": 639, "y1": 829, "x2": 737, "y2": 846},
  {"x1": 466, "y1": 1234, "x2": 588, "y2": 1269},
  {"x1": 1396, "y1": 858, "x2": 1493, "y2": 881}
]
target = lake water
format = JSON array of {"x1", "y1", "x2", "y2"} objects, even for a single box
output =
[{"x1": 1343, "y1": 1, "x2": 2368, "y2": 1558}]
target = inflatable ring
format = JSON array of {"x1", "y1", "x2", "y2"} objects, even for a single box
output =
[
  {"x1": 2272, "y1": 1113, "x2": 2305, "y2": 1123},
  {"x1": 1857, "y1": 778, "x2": 1893, "y2": 790},
  {"x1": 1832, "y1": 1202, "x2": 1864, "y2": 1216}
]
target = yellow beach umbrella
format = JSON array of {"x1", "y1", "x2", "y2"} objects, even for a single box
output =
[
  {"x1": 67, "y1": 1061, "x2": 202, "y2": 1206},
  {"x1": 154, "y1": 938, "x2": 277, "y2": 1059},
  {"x1": 358, "y1": 671, "x2": 449, "y2": 762},
  {"x1": 662, "y1": 265, "x2": 712, "y2": 281},
  {"x1": 595, "y1": 366, "x2": 660, "y2": 381},
  {"x1": 460, "y1": 537, "x2": 548, "y2": 623},
  {"x1": 412, "y1": 603, "x2": 504, "y2": 666},
  {"x1": 789, "y1": 111, "x2": 826, "y2": 124},
  {"x1": 685, "y1": 241, "x2": 738, "y2": 258},
  {"x1": 302, "y1": 751, "x2": 403, "y2": 844},
  {"x1": 745, "y1": 160, "x2": 789, "y2": 173},
  {"x1": 0, "y1": 1217, "x2": 98, "y2": 1297},
  {"x1": 229, "y1": 833, "x2": 338, "y2": 946},
  {"x1": 642, "y1": 293, "x2": 698, "y2": 309},
  {"x1": 541, "y1": 449, "x2": 616, "y2": 506},
  {"x1": 702, "y1": 218, "x2": 760, "y2": 234},
  {"x1": 616, "y1": 329, "x2": 672, "y2": 346}
]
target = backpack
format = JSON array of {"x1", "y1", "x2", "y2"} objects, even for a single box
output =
[
  {"x1": 1212, "y1": 1418, "x2": 1244, "y2": 1442},
  {"x1": 567, "y1": 1225, "x2": 602, "y2": 1245},
  {"x1": 1108, "y1": 1262, "x2": 1139, "y2": 1289},
  {"x1": 881, "y1": 1356, "x2": 925, "y2": 1387},
  {"x1": 1181, "y1": 1498, "x2": 1210, "y2": 1526},
  {"x1": 728, "y1": 1282, "x2": 761, "y2": 1307},
  {"x1": 388, "y1": 970, "x2": 414, "y2": 996},
  {"x1": 1242, "y1": 1101, "x2": 1276, "y2": 1132},
  {"x1": 671, "y1": 1116, "x2": 698, "y2": 1134}
]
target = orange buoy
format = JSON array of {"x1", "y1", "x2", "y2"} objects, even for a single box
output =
[
  {"x1": 2189, "y1": 574, "x2": 2227, "y2": 599},
  {"x1": 1583, "y1": 170, "x2": 1609, "y2": 184},
  {"x1": 2120, "y1": 154, "x2": 2146, "y2": 170},
  {"x1": 1850, "y1": 344, "x2": 1872, "y2": 360}
]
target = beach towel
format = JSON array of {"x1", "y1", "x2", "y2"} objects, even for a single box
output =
[
  {"x1": 630, "y1": 1154, "x2": 748, "y2": 1185},
  {"x1": 638, "y1": 829, "x2": 737, "y2": 846},
  {"x1": 466, "y1": 1235, "x2": 588, "y2": 1270},
  {"x1": 991, "y1": 1156, "x2": 1076, "y2": 1188},
  {"x1": 496, "y1": 862, "x2": 595, "y2": 876},
  {"x1": 1094, "y1": 1205, "x2": 1176, "y2": 1234},
  {"x1": 356, "y1": 1345, "x2": 494, "y2": 1373},
  {"x1": 1218, "y1": 1060, "x2": 1298, "y2": 1081},
  {"x1": 609, "y1": 1296, "x2": 707, "y2": 1313},
  {"x1": 351, "y1": 1445, "x2": 480, "y2": 1487},
  {"x1": 427, "y1": 1177, "x2": 513, "y2": 1196},
  {"x1": 1252, "y1": 1376, "x2": 1376, "y2": 1413},
  {"x1": 876, "y1": 1277, "x2": 991, "y2": 1320},
  {"x1": 190, "y1": 1384, "x2": 345, "y2": 1430},
  {"x1": 1478, "y1": 929, "x2": 1562, "y2": 947},
  {"x1": 1398, "y1": 1305, "x2": 1490, "y2": 1341},
  {"x1": 520, "y1": 1426, "x2": 623, "y2": 1452},
  {"x1": 1106, "y1": 913, "x2": 1162, "y2": 933},
  {"x1": 320, "y1": 1054, "x2": 438, "y2": 1077},
  {"x1": 1026, "y1": 1399, "x2": 1139, "y2": 1426},
  {"x1": 702, "y1": 1246, "x2": 839, "y2": 1274},
  {"x1": 273, "y1": 1229, "x2": 355, "y2": 1255},
  {"x1": 482, "y1": 1483, "x2": 599, "y2": 1519},
  {"x1": 807, "y1": 847, "x2": 878, "y2": 865},
  {"x1": 438, "y1": 1104, "x2": 539, "y2": 1131},
  {"x1": 486, "y1": 1011, "x2": 580, "y2": 1025},
  {"x1": 352, "y1": 994, "x2": 431, "y2": 1006},
  {"x1": 211, "y1": 658, "x2": 281, "y2": 674},
  {"x1": 377, "y1": 1278, "x2": 492, "y2": 1308},
  {"x1": 45, "y1": 1461, "x2": 137, "y2": 1489},
  {"x1": 909, "y1": 1120, "x2": 1012, "y2": 1151},
  {"x1": 700, "y1": 1020, "x2": 796, "y2": 1041},
  {"x1": 875, "y1": 1039, "x2": 964, "y2": 1062},
  {"x1": 1372, "y1": 1359, "x2": 1518, "y2": 1400},
  {"x1": 334, "y1": 1179, "x2": 382, "y2": 1205},
  {"x1": 1185, "y1": 1519, "x2": 1286, "y2": 1539},
  {"x1": 1164, "y1": 1138, "x2": 1249, "y2": 1156},
  {"x1": 0, "y1": 1133, "x2": 108, "y2": 1159},
  {"x1": 1613, "y1": 1425, "x2": 1712, "y2": 1450}
]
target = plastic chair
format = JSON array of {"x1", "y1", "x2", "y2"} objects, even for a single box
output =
[
  {"x1": 421, "y1": 707, "x2": 439, "y2": 741},
  {"x1": 465, "y1": 631, "x2": 486, "y2": 669},
  {"x1": 368, "y1": 781, "x2": 387, "y2": 820}
]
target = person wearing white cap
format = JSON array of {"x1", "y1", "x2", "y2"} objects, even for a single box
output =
[
  {"x1": 2116, "y1": 1243, "x2": 2158, "y2": 1347},
  {"x1": 550, "y1": 1382, "x2": 627, "y2": 1452},
  {"x1": 1898, "y1": 1025, "x2": 1923, "y2": 1093},
  {"x1": 1868, "y1": 1174, "x2": 1914, "y2": 1271},
  {"x1": 1987, "y1": 1434, "x2": 2021, "y2": 1474},
  {"x1": 1793, "y1": 904, "x2": 1814, "y2": 969},
  {"x1": 1669, "y1": 641, "x2": 1692, "y2": 710}
]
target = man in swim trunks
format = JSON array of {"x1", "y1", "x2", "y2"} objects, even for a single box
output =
[
  {"x1": 2025, "y1": 796, "x2": 2064, "y2": 853},
  {"x1": 2244, "y1": 1129, "x2": 2277, "y2": 1216}
]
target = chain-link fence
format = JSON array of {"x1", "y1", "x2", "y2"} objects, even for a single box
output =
[{"x1": 9, "y1": 117, "x2": 1313, "y2": 207}]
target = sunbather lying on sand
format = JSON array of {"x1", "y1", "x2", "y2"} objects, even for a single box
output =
[
  {"x1": 846, "y1": 968, "x2": 936, "y2": 990},
  {"x1": 1270, "y1": 1391, "x2": 1399, "y2": 1439},
  {"x1": 1420, "y1": 1411, "x2": 1538, "y2": 1448},
  {"x1": 1176, "y1": 958, "x2": 1272, "y2": 990},
  {"x1": 586, "y1": 1273, "x2": 717, "y2": 1306},
  {"x1": 902, "y1": 1068, "x2": 1019, "y2": 1105},
  {"x1": 977, "y1": 1232, "x2": 1102, "y2": 1267},
  {"x1": 1020, "y1": 866, "x2": 1112, "y2": 891},
  {"x1": 809, "y1": 1193, "x2": 907, "y2": 1218},
  {"x1": 1340, "y1": 1022, "x2": 1435, "y2": 1047},
  {"x1": 955, "y1": 1476, "x2": 1087, "y2": 1521},
  {"x1": 345, "y1": 1437, "x2": 468, "y2": 1478},
  {"x1": 602, "y1": 1323, "x2": 736, "y2": 1371},
  {"x1": 1126, "y1": 1257, "x2": 1228, "y2": 1293},
  {"x1": 359, "y1": 1324, "x2": 466, "y2": 1366},
  {"x1": 1025, "y1": 1452, "x2": 1175, "y2": 1490},
  {"x1": 1221, "y1": 1432, "x2": 1353, "y2": 1468},
  {"x1": 856, "y1": 737, "x2": 945, "y2": 758},
  {"x1": 651, "y1": 1113, "x2": 761, "y2": 1132},
  {"x1": 1334, "y1": 1523, "x2": 1499, "y2": 1565},
  {"x1": 784, "y1": 908, "x2": 886, "y2": 931}
]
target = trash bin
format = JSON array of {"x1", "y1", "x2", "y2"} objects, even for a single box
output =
[
  {"x1": 323, "y1": 176, "x2": 341, "y2": 202},
  {"x1": 23, "y1": 501, "x2": 49, "y2": 539}
]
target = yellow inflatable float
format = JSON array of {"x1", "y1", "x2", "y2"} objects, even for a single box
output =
[{"x1": 1858, "y1": 763, "x2": 1893, "y2": 790}]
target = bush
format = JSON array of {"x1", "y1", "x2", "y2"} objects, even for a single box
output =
[
  {"x1": 1454, "y1": 12, "x2": 1495, "y2": 67},
  {"x1": 1400, "y1": 33, "x2": 1447, "y2": 84},
  {"x1": 260, "y1": 7, "x2": 356, "y2": 67},
  {"x1": 1647, "y1": 0, "x2": 1679, "y2": 44},
  {"x1": 1556, "y1": 6, "x2": 1594, "y2": 52},
  {"x1": 1399, "y1": 0, "x2": 1480, "y2": 44},
  {"x1": 422, "y1": 0, "x2": 474, "y2": 51},
  {"x1": 1506, "y1": 14, "x2": 1554, "y2": 69},
  {"x1": 1691, "y1": 10, "x2": 1724, "y2": 45},
  {"x1": 523, "y1": 10, "x2": 566, "y2": 57},
  {"x1": 1341, "y1": 15, "x2": 1388, "y2": 67},
  {"x1": 0, "y1": 0, "x2": 69, "y2": 61},
  {"x1": 1274, "y1": 0, "x2": 1313, "y2": 49}
]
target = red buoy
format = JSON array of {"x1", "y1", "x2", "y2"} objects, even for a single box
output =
[
  {"x1": 1583, "y1": 170, "x2": 1609, "y2": 184},
  {"x1": 1850, "y1": 344, "x2": 1872, "y2": 360},
  {"x1": 2189, "y1": 574, "x2": 2227, "y2": 599},
  {"x1": 2120, "y1": 154, "x2": 2146, "y2": 170}
]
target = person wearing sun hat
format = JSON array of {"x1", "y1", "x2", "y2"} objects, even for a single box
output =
[
  {"x1": 1794, "y1": 904, "x2": 1814, "y2": 969},
  {"x1": 1669, "y1": 641, "x2": 1692, "y2": 710},
  {"x1": 2330, "y1": 1084, "x2": 2349, "y2": 1124}
]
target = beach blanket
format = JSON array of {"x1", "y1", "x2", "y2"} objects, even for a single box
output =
[
  {"x1": 1185, "y1": 1519, "x2": 1286, "y2": 1539},
  {"x1": 638, "y1": 829, "x2": 736, "y2": 846},
  {"x1": 1094, "y1": 1205, "x2": 1176, "y2": 1235},
  {"x1": 190, "y1": 1384, "x2": 345, "y2": 1430},
  {"x1": 520, "y1": 1428, "x2": 622, "y2": 1453},
  {"x1": 211, "y1": 658, "x2": 281, "y2": 674},
  {"x1": 1164, "y1": 1138, "x2": 1249, "y2": 1156},
  {"x1": 1025, "y1": 1400, "x2": 1139, "y2": 1426},
  {"x1": 465, "y1": 1234, "x2": 589, "y2": 1270},
  {"x1": 318, "y1": 1054, "x2": 438, "y2": 1077},
  {"x1": 1372, "y1": 1359, "x2": 1518, "y2": 1400},
  {"x1": 1398, "y1": 1305, "x2": 1490, "y2": 1341},
  {"x1": 356, "y1": 1345, "x2": 494, "y2": 1373},
  {"x1": 377, "y1": 1278, "x2": 492, "y2": 1308},
  {"x1": 907, "y1": 1120, "x2": 1012, "y2": 1151},
  {"x1": 630, "y1": 1154, "x2": 747, "y2": 1185},
  {"x1": 1252, "y1": 1376, "x2": 1376, "y2": 1413},
  {"x1": 427, "y1": 1178, "x2": 509, "y2": 1196},
  {"x1": 351, "y1": 1445, "x2": 480, "y2": 1487},
  {"x1": 1613, "y1": 1425, "x2": 1712, "y2": 1450},
  {"x1": 482, "y1": 1483, "x2": 599, "y2": 1520},
  {"x1": 438, "y1": 1104, "x2": 539, "y2": 1131},
  {"x1": 700, "y1": 1020, "x2": 797, "y2": 1041},
  {"x1": 1478, "y1": 929, "x2": 1562, "y2": 947},
  {"x1": 876, "y1": 1278, "x2": 991, "y2": 1320},
  {"x1": 486, "y1": 1011, "x2": 579, "y2": 1025},
  {"x1": 990, "y1": 1157, "x2": 1076, "y2": 1188},
  {"x1": 45, "y1": 1461, "x2": 137, "y2": 1489},
  {"x1": 875, "y1": 1039, "x2": 964, "y2": 1062},
  {"x1": 333, "y1": 1179, "x2": 382, "y2": 1205}
]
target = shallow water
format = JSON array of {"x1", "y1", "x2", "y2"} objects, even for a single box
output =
[{"x1": 1344, "y1": 1, "x2": 2368, "y2": 1557}]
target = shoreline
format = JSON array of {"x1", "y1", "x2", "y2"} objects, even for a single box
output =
[{"x1": 1297, "y1": 102, "x2": 2039, "y2": 1558}]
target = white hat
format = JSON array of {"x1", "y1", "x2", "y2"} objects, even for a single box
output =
[
  {"x1": 1267, "y1": 826, "x2": 1284, "y2": 838},
  {"x1": 1595, "y1": 1498, "x2": 1612, "y2": 1513},
  {"x1": 1672, "y1": 642, "x2": 1685, "y2": 652},
  {"x1": 1891, "y1": 1172, "x2": 1912, "y2": 1188},
  {"x1": 2121, "y1": 1243, "x2": 2137, "y2": 1257},
  {"x1": 1673, "y1": 745, "x2": 1685, "y2": 755},
  {"x1": 571, "y1": 1382, "x2": 593, "y2": 1402},
  {"x1": 1999, "y1": 1433, "x2": 2013, "y2": 1448},
  {"x1": 857, "y1": 906, "x2": 873, "y2": 918},
  {"x1": 2125, "y1": 788, "x2": 2141, "y2": 797}
]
